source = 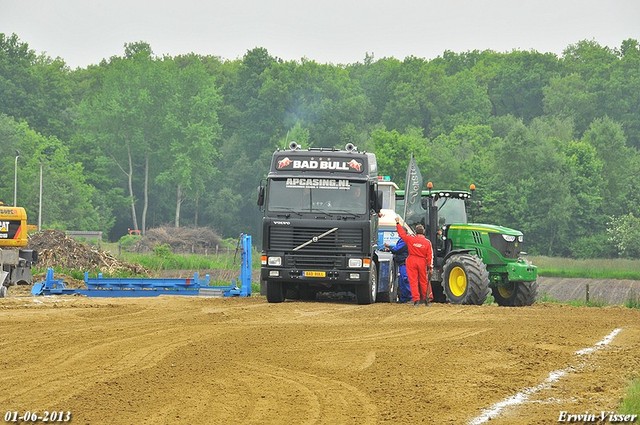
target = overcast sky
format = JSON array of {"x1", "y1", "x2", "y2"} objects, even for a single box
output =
[{"x1": 2, "y1": 0, "x2": 639, "y2": 68}]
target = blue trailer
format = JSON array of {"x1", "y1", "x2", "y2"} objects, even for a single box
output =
[{"x1": 32, "y1": 234, "x2": 253, "y2": 298}]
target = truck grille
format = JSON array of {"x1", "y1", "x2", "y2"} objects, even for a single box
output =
[
  {"x1": 269, "y1": 226, "x2": 363, "y2": 253},
  {"x1": 285, "y1": 255, "x2": 342, "y2": 268}
]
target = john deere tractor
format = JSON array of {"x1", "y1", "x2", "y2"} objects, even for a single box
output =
[{"x1": 396, "y1": 184, "x2": 538, "y2": 306}]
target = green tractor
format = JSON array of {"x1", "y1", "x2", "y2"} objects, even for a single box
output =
[{"x1": 396, "y1": 183, "x2": 538, "y2": 306}]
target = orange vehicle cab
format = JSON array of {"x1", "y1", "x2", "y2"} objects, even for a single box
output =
[{"x1": 0, "y1": 204, "x2": 29, "y2": 248}]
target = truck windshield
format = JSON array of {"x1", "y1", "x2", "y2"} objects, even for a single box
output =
[{"x1": 267, "y1": 179, "x2": 367, "y2": 215}]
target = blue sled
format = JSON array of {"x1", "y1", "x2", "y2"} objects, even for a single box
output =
[{"x1": 32, "y1": 234, "x2": 253, "y2": 298}]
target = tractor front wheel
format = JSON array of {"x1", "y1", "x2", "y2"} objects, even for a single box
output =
[
  {"x1": 492, "y1": 280, "x2": 538, "y2": 307},
  {"x1": 442, "y1": 254, "x2": 489, "y2": 305}
]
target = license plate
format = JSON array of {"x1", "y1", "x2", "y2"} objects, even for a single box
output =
[{"x1": 304, "y1": 271, "x2": 326, "y2": 278}]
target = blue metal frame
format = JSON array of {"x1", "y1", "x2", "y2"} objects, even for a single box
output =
[{"x1": 32, "y1": 234, "x2": 253, "y2": 298}]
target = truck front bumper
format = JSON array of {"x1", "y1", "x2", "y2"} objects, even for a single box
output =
[{"x1": 261, "y1": 267, "x2": 371, "y2": 286}]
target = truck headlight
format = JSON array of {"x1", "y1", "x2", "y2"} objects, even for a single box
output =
[
  {"x1": 518, "y1": 235, "x2": 524, "y2": 243},
  {"x1": 348, "y1": 258, "x2": 362, "y2": 268},
  {"x1": 502, "y1": 234, "x2": 516, "y2": 242},
  {"x1": 268, "y1": 256, "x2": 282, "y2": 266}
]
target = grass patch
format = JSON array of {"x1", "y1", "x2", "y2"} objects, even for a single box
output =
[
  {"x1": 530, "y1": 256, "x2": 640, "y2": 280},
  {"x1": 624, "y1": 292, "x2": 640, "y2": 309},
  {"x1": 566, "y1": 298, "x2": 608, "y2": 308},
  {"x1": 121, "y1": 248, "x2": 261, "y2": 271},
  {"x1": 34, "y1": 267, "x2": 149, "y2": 280},
  {"x1": 620, "y1": 379, "x2": 640, "y2": 414},
  {"x1": 536, "y1": 292, "x2": 608, "y2": 307},
  {"x1": 537, "y1": 292, "x2": 561, "y2": 303}
]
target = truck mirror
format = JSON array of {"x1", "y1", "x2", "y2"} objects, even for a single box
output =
[
  {"x1": 257, "y1": 186, "x2": 265, "y2": 207},
  {"x1": 374, "y1": 190, "x2": 383, "y2": 213}
]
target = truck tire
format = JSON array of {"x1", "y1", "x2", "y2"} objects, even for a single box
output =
[
  {"x1": 492, "y1": 280, "x2": 538, "y2": 307},
  {"x1": 266, "y1": 281, "x2": 285, "y2": 303},
  {"x1": 442, "y1": 254, "x2": 489, "y2": 305},
  {"x1": 377, "y1": 263, "x2": 397, "y2": 303},
  {"x1": 356, "y1": 266, "x2": 377, "y2": 305}
]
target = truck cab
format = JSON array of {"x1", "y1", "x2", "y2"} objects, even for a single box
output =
[{"x1": 257, "y1": 143, "x2": 394, "y2": 304}]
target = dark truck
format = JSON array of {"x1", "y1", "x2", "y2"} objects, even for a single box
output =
[{"x1": 257, "y1": 142, "x2": 395, "y2": 304}]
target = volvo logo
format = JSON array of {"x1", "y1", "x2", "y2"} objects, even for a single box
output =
[{"x1": 312, "y1": 236, "x2": 318, "y2": 242}]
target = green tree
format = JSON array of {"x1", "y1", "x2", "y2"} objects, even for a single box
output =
[
  {"x1": 369, "y1": 127, "x2": 429, "y2": 184},
  {"x1": 0, "y1": 33, "x2": 73, "y2": 139},
  {"x1": 607, "y1": 214, "x2": 640, "y2": 258},
  {"x1": 0, "y1": 114, "x2": 102, "y2": 230},
  {"x1": 154, "y1": 56, "x2": 222, "y2": 227},
  {"x1": 482, "y1": 118, "x2": 573, "y2": 255},
  {"x1": 543, "y1": 73, "x2": 597, "y2": 136},
  {"x1": 77, "y1": 42, "x2": 168, "y2": 234},
  {"x1": 487, "y1": 50, "x2": 561, "y2": 122},
  {"x1": 582, "y1": 117, "x2": 633, "y2": 216},
  {"x1": 603, "y1": 39, "x2": 640, "y2": 149}
]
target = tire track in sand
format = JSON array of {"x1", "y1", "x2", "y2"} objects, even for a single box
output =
[{"x1": 235, "y1": 362, "x2": 378, "y2": 424}]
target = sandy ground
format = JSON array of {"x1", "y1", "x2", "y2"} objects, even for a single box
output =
[{"x1": 1, "y1": 290, "x2": 639, "y2": 425}]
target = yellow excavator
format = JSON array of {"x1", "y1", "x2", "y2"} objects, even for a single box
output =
[{"x1": 0, "y1": 201, "x2": 38, "y2": 297}]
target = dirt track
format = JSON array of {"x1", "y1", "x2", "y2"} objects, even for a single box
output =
[{"x1": 1, "y1": 293, "x2": 639, "y2": 424}]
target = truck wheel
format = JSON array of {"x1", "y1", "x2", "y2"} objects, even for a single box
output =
[
  {"x1": 377, "y1": 263, "x2": 397, "y2": 303},
  {"x1": 492, "y1": 280, "x2": 538, "y2": 307},
  {"x1": 356, "y1": 266, "x2": 377, "y2": 305},
  {"x1": 266, "y1": 281, "x2": 285, "y2": 303},
  {"x1": 442, "y1": 254, "x2": 489, "y2": 305}
]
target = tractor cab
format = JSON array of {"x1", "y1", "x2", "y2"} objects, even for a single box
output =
[{"x1": 395, "y1": 186, "x2": 472, "y2": 258}]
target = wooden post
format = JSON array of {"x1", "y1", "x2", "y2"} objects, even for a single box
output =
[{"x1": 586, "y1": 283, "x2": 590, "y2": 304}]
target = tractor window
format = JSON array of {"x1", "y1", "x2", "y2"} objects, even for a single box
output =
[
  {"x1": 435, "y1": 198, "x2": 467, "y2": 225},
  {"x1": 396, "y1": 191, "x2": 468, "y2": 226}
]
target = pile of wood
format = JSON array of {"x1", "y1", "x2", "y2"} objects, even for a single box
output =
[
  {"x1": 28, "y1": 230, "x2": 148, "y2": 275},
  {"x1": 130, "y1": 226, "x2": 224, "y2": 254}
]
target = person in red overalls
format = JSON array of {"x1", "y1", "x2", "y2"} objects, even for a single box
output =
[{"x1": 395, "y1": 216, "x2": 434, "y2": 306}]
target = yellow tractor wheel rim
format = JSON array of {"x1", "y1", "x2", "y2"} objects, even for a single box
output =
[
  {"x1": 498, "y1": 282, "x2": 515, "y2": 299},
  {"x1": 449, "y1": 266, "x2": 467, "y2": 297}
]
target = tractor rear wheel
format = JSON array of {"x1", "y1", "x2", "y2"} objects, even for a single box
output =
[
  {"x1": 266, "y1": 281, "x2": 285, "y2": 303},
  {"x1": 356, "y1": 266, "x2": 377, "y2": 305},
  {"x1": 442, "y1": 254, "x2": 489, "y2": 305},
  {"x1": 492, "y1": 280, "x2": 538, "y2": 306}
]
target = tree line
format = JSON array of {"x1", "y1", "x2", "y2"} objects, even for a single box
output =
[{"x1": 1, "y1": 33, "x2": 639, "y2": 258}]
